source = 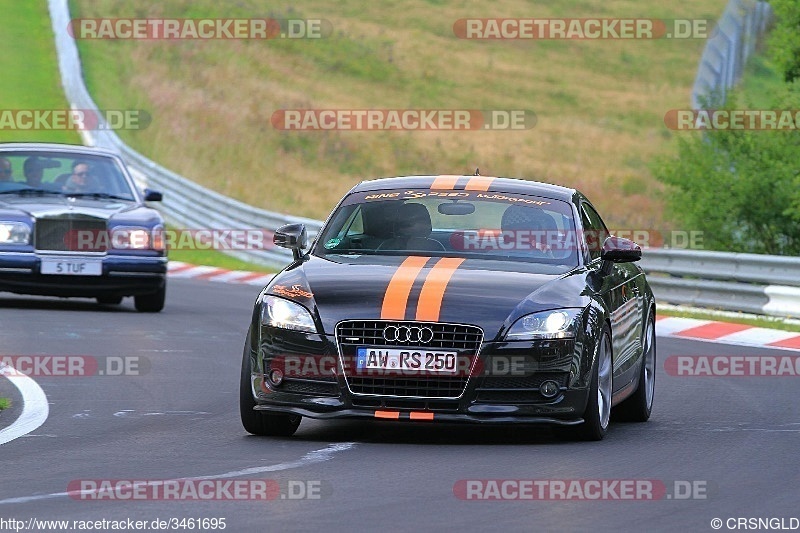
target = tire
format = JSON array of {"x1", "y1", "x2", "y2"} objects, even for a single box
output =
[
  {"x1": 239, "y1": 331, "x2": 301, "y2": 437},
  {"x1": 560, "y1": 325, "x2": 613, "y2": 441},
  {"x1": 613, "y1": 313, "x2": 656, "y2": 422},
  {"x1": 97, "y1": 295, "x2": 123, "y2": 305},
  {"x1": 134, "y1": 286, "x2": 165, "y2": 313}
]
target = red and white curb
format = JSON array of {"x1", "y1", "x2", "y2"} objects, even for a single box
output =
[
  {"x1": 656, "y1": 316, "x2": 800, "y2": 352},
  {"x1": 167, "y1": 261, "x2": 273, "y2": 286}
]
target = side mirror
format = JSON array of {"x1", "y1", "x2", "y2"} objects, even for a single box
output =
[
  {"x1": 600, "y1": 236, "x2": 642, "y2": 263},
  {"x1": 144, "y1": 189, "x2": 163, "y2": 202},
  {"x1": 274, "y1": 223, "x2": 308, "y2": 261}
]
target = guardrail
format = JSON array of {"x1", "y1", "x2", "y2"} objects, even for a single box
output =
[
  {"x1": 48, "y1": 0, "x2": 799, "y2": 318},
  {"x1": 691, "y1": 0, "x2": 772, "y2": 109},
  {"x1": 48, "y1": 0, "x2": 321, "y2": 269},
  {"x1": 640, "y1": 249, "x2": 800, "y2": 319}
]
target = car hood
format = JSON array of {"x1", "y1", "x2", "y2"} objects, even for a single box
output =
[
  {"x1": 264, "y1": 255, "x2": 592, "y2": 340},
  {"x1": 0, "y1": 195, "x2": 136, "y2": 219}
]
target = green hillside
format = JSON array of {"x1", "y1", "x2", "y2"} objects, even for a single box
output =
[{"x1": 71, "y1": 0, "x2": 728, "y2": 228}]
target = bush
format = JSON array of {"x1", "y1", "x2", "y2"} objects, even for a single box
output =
[
  {"x1": 767, "y1": 0, "x2": 800, "y2": 83},
  {"x1": 653, "y1": 85, "x2": 800, "y2": 255}
]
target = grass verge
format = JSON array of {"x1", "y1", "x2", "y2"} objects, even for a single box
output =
[
  {"x1": 0, "y1": 2, "x2": 80, "y2": 144},
  {"x1": 0, "y1": 398, "x2": 11, "y2": 411},
  {"x1": 168, "y1": 247, "x2": 277, "y2": 273}
]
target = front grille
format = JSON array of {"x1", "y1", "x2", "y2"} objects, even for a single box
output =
[
  {"x1": 35, "y1": 216, "x2": 107, "y2": 252},
  {"x1": 337, "y1": 320, "x2": 483, "y2": 399}
]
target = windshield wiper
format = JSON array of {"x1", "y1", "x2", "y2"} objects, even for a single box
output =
[
  {"x1": 0, "y1": 188, "x2": 63, "y2": 196},
  {"x1": 64, "y1": 192, "x2": 133, "y2": 201}
]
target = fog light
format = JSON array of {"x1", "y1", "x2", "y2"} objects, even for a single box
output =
[
  {"x1": 539, "y1": 380, "x2": 560, "y2": 398},
  {"x1": 269, "y1": 369, "x2": 284, "y2": 386}
]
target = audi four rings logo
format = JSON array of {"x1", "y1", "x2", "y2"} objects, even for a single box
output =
[{"x1": 383, "y1": 325, "x2": 435, "y2": 344}]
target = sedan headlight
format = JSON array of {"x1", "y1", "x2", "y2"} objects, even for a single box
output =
[
  {"x1": 505, "y1": 308, "x2": 583, "y2": 340},
  {"x1": 260, "y1": 295, "x2": 316, "y2": 332},
  {"x1": 0, "y1": 221, "x2": 31, "y2": 244},
  {"x1": 111, "y1": 227, "x2": 151, "y2": 250}
]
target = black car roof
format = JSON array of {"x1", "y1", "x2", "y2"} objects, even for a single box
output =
[{"x1": 352, "y1": 175, "x2": 578, "y2": 202}]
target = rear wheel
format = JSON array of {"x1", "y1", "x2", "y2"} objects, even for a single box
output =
[
  {"x1": 134, "y1": 286, "x2": 165, "y2": 313},
  {"x1": 239, "y1": 331, "x2": 301, "y2": 437},
  {"x1": 97, "y1": 295, "x2": 123, "y2": 305},
  {"x1": 613, "y1": 313, "x2": 656, "y2": 422}
]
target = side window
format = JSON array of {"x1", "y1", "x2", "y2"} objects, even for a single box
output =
[{"x1": 580, "y1": 203, "x2": 609, "y2": 262}]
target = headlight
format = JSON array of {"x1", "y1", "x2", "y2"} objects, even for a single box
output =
[
  {"x1": 0, "y1": 222, "x2": 31, "y2": 244},
  {"x1": 261, "y1": 295, "x2": 316, "y2": 332},
  {"x1": 111, "y1": 227, "x2": 151, "y2": 250},
  {"x1": 505, "y1": 308, "x2": 583, "y2": 340}
]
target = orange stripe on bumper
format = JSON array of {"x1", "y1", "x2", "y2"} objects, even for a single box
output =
[
  {"x1": 381, "y1": 256, "x2": 429, "y2": 320},
  {"x1": 409, "y1": 412, "x2": 434, "y2": 421},
  {"x1": 374, "y1": 410, "x2": 400, "y2": 419},
  {"x1": 430, "y1": 175, "x2": 461, "y2": 190},
  {"x1": 415, "y1": 257, "x2": 465, "y2": 322},
  {"x1": 464, "y1": 176, "x2": 494, "y2": 191}
]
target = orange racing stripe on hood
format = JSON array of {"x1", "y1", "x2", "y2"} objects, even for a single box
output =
[
  {"x1": 464, "y1": 176, "x2": 495, "y2": 191},
  {"x1": 381, "y1": 256, "x2": 429, "y2": 320},
  {"x1": 430, "y1": 175, "x2": 460, "y2": 190},
  {"x1": 415, "y1": 257, "x2": 465, "y2": 322}
]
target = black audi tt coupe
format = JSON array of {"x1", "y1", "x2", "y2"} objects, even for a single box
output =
[{"x1": 240, "y1": 175, "x2": 656, "y2": 440}]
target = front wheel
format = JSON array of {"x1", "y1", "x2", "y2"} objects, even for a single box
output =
[
  {"x1": 614, "y1": 313, "x2": 656, "y2": 422},
  {"x1": 239, "y1": 331, "x2": 301, "y2": 437},
  {"x1": 561, "y1": 325, "x2": 612, "y2": 441},
  {"x1": 134, "y1": 286, "x2": 165, "y2": 313}
]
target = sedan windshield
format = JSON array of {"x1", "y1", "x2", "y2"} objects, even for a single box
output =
[
  {"x1": 0, "y1": 151, "x2": 136, "y2": 201},
  {"x1": 315, "y1": 189, "x2": 579, "y2": 266}
]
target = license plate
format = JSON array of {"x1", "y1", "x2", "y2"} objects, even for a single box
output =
[
  {"x1": 40, "y1": 258, "x2": 102, "y2": 276},
  {"x1": 356, "y1": 347, "x2": 458, "y2": 374}
]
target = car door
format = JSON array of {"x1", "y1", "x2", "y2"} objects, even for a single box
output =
[{"x1": 579, "y1": 202, "x2": 642, "y2": 392}]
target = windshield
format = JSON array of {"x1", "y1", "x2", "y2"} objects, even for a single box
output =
[
  {"x1": 0, "y1": 151, "x2": 136, "y2": 201},
  {"x1": 315, "y1": 189, "x2": 579, "y2": 266}
]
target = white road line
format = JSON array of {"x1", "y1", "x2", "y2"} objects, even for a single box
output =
[
  {"x1": 0, "y1": 442, "x2": 356, "y2": 505},
  {"x1": 0, "y1": 364, "x2": 50, "y2": 446}
]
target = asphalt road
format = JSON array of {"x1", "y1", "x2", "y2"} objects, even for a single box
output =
[{"x1": 1, "y1": 279, "x2": 798, "y2": 532}]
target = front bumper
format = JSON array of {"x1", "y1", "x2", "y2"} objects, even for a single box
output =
[
  {"x1": 0, "y1": 251, "x2": 167, "y2": 297},
  {"x1": 248, "y1": 327, "x2": 591, "y2": 425}
]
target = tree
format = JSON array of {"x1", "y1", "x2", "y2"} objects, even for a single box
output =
[
  {"x1": 653, "y1": 86, "x2": 800, "y2": 255},
  {"x1": 767, "y1": 0, "x2": 800, "y2": 82}
]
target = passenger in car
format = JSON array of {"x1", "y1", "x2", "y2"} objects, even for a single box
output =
[
  {"x1": 0, "y1": 157, "x2": 13, "y2": 182},
  {"x1": 62, "y1": 161, "x2": 98, "y2": 193}
]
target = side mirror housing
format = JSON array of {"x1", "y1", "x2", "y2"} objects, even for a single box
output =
[
  {"x1": 274, "y1": 223, "x2": 308, "y2": 261},
  {"x1": 600, "y1": 236, "x2": 642, "y2": 263},
  {"x1": 144, "y1": 189, "x2": 163, "y2": 202}
]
